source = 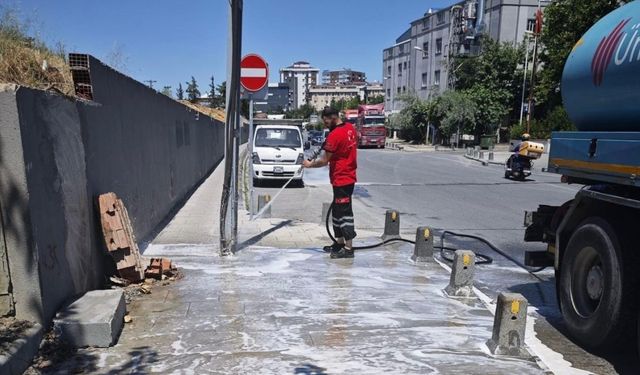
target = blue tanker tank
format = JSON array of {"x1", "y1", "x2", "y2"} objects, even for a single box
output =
[{"x1": 562, "y1": 1, "x2": 640, "y2": 131}]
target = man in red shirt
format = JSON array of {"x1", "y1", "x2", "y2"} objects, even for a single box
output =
[{"x1": 303, "y1": 107, "x2": 358, "y2": 258}]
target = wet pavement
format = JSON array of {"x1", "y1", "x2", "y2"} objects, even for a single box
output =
[{"x1": 53, "y1": 244, "x2": 548, "y2": 374}]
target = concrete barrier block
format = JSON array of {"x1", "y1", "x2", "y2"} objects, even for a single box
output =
[
  {"x1": 382, "y1": 209, "x2": 400, "y2": 240},
  {"x1": 487, "y1": 293, "x2": 529, "y2": 356},
  {"x1": 479, "y1": 151, "x2": 484, "y2": 159},
  {"x1": 444, "y1": 250, "x2": 475, "y2": 298},
  {"x1": 257, "y1": 194, "x2": 271, "y2": 218},
  {"x1": 411, "y1": 227, "x2": 433, "y2": 262},
  {"x1": 321, "y1": 202, "x2": 332, "y2": 225},
  {"x1": 488, "y1": 152, "x2": 494, "y2": 161},
  {"x1": 54, "y1": 289, "x2": 125, "y2": 347},
  {"x1": 0, "y1": 323, "x2": 43, "y2": 375}
]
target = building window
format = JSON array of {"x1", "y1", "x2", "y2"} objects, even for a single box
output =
[
  {"x1": 387, "y1": 65, "x2": 391, "y2": 76},
  {"x1": 402, "y1": 86, "x2": 407, "y2": 93},
  {"x1": 399, "y1": 44, "x2": 404, "y2": 53},
  {"x1": 421, "y1": 73, "x2": 428, "y2": 87},
  {"x1": 527, "y1": 18, "x2": 536, "y2": 32},
  {"x1": 403, "y1": 61, "x2": 407, "y2": 70},
  {"x1": 437, "y1": 12, "x2": 445, "y2": 25},
  {"x1": 386, "y1": 88, "x2": 391, "y2": 96},
  {"x1": 434, "y1": 70, "x2": 441, "y2": 86},
  {"x1": 398, "y1": 63, "x2": 402, "y2": 75},
  {"x1": 422, "y1": 42, "x2": 429, "y2": 58},
  {"x1": 436, "y1": 38, "x2": 443, "y2": 55},
  {"x1": 422, "y1": 18, "x2": 430, "y2": 30},
  {"x1": 397, "y1": 87, "x2": 401, "y2": 94}
]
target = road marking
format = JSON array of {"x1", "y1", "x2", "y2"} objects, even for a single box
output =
[{"x1": 434, "y1": 257, "x2": 592, "y2": 375}]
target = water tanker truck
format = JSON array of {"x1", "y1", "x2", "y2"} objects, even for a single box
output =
[{"x1": 524, "y1": 1, "x2": 640, "y2": 351}]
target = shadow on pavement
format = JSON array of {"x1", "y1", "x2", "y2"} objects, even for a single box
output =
[{"x1": 236, "y1": 219, "x2": 292, "y2": 251}]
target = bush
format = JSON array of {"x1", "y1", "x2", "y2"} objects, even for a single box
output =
[
  {"x1": 0, "y1": 6, "x2": 73, "y2": 94},
  {"x1": 509, "y1": 106, "x2": 576, "y2": 140}
]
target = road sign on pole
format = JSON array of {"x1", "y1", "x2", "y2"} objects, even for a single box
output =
[
  {"x1": 241, "y1": 54, "x2": 268, "y2": 220},
  {"x1": 240, "y1": 54, "x2": 268, "y2": 92}
]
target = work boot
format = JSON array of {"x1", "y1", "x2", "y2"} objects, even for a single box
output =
[
  {"x1": 323, "y1": 242, "x2": 343, "y2": 253},
  {"x1": 330, "y1": 246, "x2": 354, "y2": 259}
]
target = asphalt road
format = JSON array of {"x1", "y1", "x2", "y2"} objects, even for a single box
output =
[{"x1": 253, "y1": 148, "x2": 639, "y2": 374}]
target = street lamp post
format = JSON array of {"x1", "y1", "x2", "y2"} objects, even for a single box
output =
[
  {"x1": 519, "y1": 31, "x2": 533, "y2": 127},
  {"x1": 413, "y1": 46, "x2": 431, "y2": 145}
]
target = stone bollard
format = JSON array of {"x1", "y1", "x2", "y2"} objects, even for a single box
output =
[
  {"x1": 488, "y1": 152, "x2": 494, "y2": 161},
  {"x1": 321, "y1": 202, "x2": 332, "y2": 226},
  {"x1": 411, "y1": 227, "x2": 433, "y2": 262},
  {"x1": 479, "y1": 151, "x2": 484, "y2": 159},
  {"x1": 487, "y1": 293, "x2": 529, "y2": 356},
  {"x1": 382, "y1": 210, "x2": 400, "y2": 241},
  {"x1": 257, "y1": 194, "x2": 271, "y2": 218},
  {"x1": 444, "y1": 250, "x2": 475, "y2": 298},
  {"x1": 473, "y1": 150, "x2": 479, "y2": 158}
]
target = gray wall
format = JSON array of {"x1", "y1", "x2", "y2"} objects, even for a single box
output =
[{"x1": 0, "y1": 56, "x2": 226, "y2": 323}]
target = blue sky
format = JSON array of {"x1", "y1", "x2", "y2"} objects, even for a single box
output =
[{"x1": 13, "y1": 0, "x2": 454, "y2": 95}]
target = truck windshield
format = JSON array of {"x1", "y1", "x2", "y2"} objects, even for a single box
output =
[
  {"x1": 363, "y1": 117, "x2": 385, "y2": 126},
  {"x1": 255, "y1": 128, "x2": 301, "y2": 148}
]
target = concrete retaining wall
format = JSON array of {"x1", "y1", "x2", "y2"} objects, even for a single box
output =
[{"x1": 0, "y1": 56, "x2": 226, "y2": 323}]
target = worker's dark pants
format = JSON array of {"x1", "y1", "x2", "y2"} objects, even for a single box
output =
[{"x1": 332, "y1": 184, "x2": 357, "y2": 241}]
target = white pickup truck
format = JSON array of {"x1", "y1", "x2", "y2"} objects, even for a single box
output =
[{"x1": 251, "y1": 125, "x2": 305, "y2": 185}]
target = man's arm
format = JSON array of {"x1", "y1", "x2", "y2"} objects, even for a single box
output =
[{"x1": 303, "y1": 150, "x2": 333, "y2": 168}]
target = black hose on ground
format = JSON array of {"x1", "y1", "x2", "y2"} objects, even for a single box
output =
[{"x1": 324, "y1": 203, "x2": 546, "y2": 274}]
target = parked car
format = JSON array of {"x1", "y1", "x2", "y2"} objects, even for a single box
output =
[{"x1": 252, "y1": 125, "x2": 305, "y2": 185}]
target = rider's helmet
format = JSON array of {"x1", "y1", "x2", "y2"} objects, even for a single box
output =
[{"x1": 521, "y1": 133, "x2": 531, "y2": 141}]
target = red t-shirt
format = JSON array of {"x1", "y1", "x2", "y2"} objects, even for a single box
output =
[{"x1": 323, "y1": 122, "x2": 358, "y2": 187}]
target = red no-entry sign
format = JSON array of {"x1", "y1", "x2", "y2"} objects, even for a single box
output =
[{"x1": 240, "y1": 54, "x2": 268, "y2": 92}]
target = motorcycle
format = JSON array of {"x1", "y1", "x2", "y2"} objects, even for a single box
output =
[
  {"x1": 504, "y1": 154, "x2": 533, "y2": 180},
  {"x1": 504, "y1": 140, "x2": 545, "y2": 181}
]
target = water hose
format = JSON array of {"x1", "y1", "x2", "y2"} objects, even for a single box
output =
[{"x1": 324, "y1": 203, "x2": 546, "y2": 274}]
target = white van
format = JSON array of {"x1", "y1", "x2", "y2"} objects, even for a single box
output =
[{"x1": 252, "y1": 125, "x2": 305, "y2": 185}]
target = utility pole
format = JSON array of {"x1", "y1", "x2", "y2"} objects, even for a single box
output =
[
  {"x1": 519, "y1": 32, "x2": 532, "y2": 127},
  {"x1": 219, "y1": 0, "x2": 243, "y2": 255},
  {"x1": 144, "y1": 80, "x2": 157, "y2": 89},
  {"x1": 526, "y1": 4, "x2": 543, "y2": 134}
]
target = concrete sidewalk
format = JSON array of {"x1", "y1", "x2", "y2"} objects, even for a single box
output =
[{"x1": 48, "y1": 157, "x2": 550, "y2": 374}]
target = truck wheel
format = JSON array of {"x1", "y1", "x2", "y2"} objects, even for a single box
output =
[{"x1": 558, "y1": 217, "x2": 634, "y2": 349}]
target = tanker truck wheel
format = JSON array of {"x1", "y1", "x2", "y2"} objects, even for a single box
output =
[{"x1": 558, "y1": 217, "x2": 635, "y2": 349}]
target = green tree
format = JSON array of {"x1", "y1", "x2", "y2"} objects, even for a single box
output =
[
  {"x1": 217, "y1": 81, "x2": 226, "y2": 106},
  {"x1": 160, "y1": 86, "x2": 172, "y2": 97},
  {"x1": 367, "y1": 95, "x2": 384, "y2": 104},
  {"x1": 465, "y1": 86, "x2": 510, "y2": 136},
  {"x1": 208, "y1": 76, "x2": 216, "y2": 108},
  {"x1": 433, "y1": 90, "x2": 477, "y2": 139},
  {"x1": 284, "y1": 104, "x2": 316, "y2": 119},
  {"x1": 538, "y1": 0, "x2": 626, "y2": 110},
  {"x1": 396, "y1": 94, "x2": 435, "y2": 143},
  {"x1": 186, "y1": 76, "x2": 200, "y2": 102},
  {"x1": 176, "y1": 83, "x2": 184, "y2": 100},
  {"x1": 345, "y1": 96, "x2": 361, "y2": 109},
  {"x1": 451, "y1": 36, "x2": 524, "y2": 134}
]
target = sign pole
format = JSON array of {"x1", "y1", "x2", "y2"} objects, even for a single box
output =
[{"x1": 249, "y1": 94, "x2": 255, "y2": 220}]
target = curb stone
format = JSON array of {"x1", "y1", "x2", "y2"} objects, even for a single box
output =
[{"x1": 0, "y1": 323, "x2": 43, "y2": 375}]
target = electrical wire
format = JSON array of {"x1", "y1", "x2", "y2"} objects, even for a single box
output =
[{"x1": 324, "y1": 203, "x2": 546, "y2": 274}]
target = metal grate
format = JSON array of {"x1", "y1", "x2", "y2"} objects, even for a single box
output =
[{"x1": 68, "y1": 53, "x2": 94, "y2": 100}]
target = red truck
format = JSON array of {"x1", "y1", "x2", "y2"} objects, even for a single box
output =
[{"x1": 356, "y1": 104, "x2": 386, "y2": 148}]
